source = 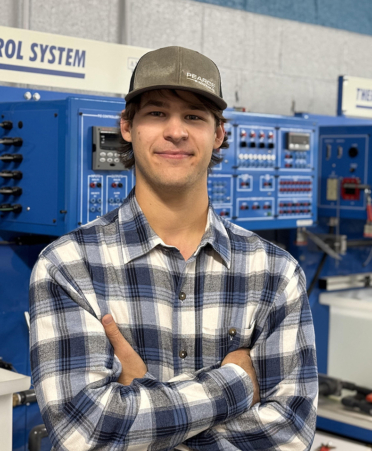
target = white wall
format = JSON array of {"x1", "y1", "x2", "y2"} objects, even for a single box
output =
[{"x1": 1, "y1": 0, "x2": 372, "y2": 115}]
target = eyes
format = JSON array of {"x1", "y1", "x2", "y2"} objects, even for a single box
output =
[
  {"x1": 186, "y1": 114, "x2": 202, "y2": 121},
  {"x1": 148, "y1": 111, "x2": 204, "y2": 121}
]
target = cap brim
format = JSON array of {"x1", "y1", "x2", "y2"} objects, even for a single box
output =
[{"x1": 125, "y1": 84, "x2": 227, "y2": 110}]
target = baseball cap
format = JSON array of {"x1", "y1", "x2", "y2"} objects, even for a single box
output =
[{"x1": 125, "y1": 46, "x2": 227, "y2": 110}]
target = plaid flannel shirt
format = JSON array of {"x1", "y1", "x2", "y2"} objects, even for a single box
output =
[{"x1": 30, "y1": 189, "x2": 318, "y2": 451}]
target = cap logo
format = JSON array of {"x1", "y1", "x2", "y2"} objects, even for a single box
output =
[{"x1": 186, "y1": 72, "x2": 216, "y2": 93}]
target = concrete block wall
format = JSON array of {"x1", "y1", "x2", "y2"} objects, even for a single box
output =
[{"x1": 1, "y1": 0, "x2": 372, "y2": 116}]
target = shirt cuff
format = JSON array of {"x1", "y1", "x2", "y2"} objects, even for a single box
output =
[
  {"x1": 143, "y1": 371, "x2": 157, "y2": 380},
  {"x1": 205, "y1": 363, "x2": 253, "y2": 418}
]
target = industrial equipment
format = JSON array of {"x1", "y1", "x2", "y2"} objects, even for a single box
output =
[
  {"x1": 318, "y1": 125, "x2": 372, "y2": 222},
  {"x1": 0, "y1": 102, "x2": 319, "y2": 235},
  {"x1": 295, "y1": 114, "x2": 372, "y2": 225},
  {"x1": 0, "y1": 97, "x2": 129, "y2": 235},
  {"x1": 210, "y1": 111, "x2": 318, "y2": 230},
  {"x1": 4, "y1": 92, "x2": 372, "y2": 450},
  {"x1": 0, "y1": 368, "x2": 30, "y2": 451}
]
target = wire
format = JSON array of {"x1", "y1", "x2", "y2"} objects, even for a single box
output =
[
  {"x1": 307, "y1": 252, "x2": 328, "y2": 297},
  {"x1": 363, "y1": 246, "x2": 372, "y2": 267}
]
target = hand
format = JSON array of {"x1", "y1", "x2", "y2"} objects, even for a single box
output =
[
  {"x1": 102, "y1": 314, "x2": 147, "y2": 386},
  {"x1": 221, "y1": 348, "x2": 260, "y2": 407}
]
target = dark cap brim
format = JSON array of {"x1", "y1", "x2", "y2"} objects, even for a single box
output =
[{"x1": 125, "y1": 84, "x2": 227, "y2": 110}]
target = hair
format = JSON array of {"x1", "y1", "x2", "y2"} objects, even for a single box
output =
[{"x1": 118, "y1": 89, "x2": 229, "y2": 169}]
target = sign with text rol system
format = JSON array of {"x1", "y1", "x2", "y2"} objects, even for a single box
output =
[
  {"x1": 338, "y1": 75, "x2": 372, "y2": 119},
  {"x1": 0, "y1": 26, "x2": 149, "y2": 94}
]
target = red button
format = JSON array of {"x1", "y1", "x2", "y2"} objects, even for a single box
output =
[{"x1": 90, "y1": 182, "x2": 96, "y2": 188}]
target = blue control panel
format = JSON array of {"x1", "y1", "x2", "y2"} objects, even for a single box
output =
[
  {"x1": 0, "y1": 100, "x2": 318, "y2": 235},
  {"x1": 318, "y1": 125, "x2": 371, "y2": 220},
  {"x1": 295, "y1": 113, "x2": 372, "y2": 220},
  {"x1": 214, "y1": 111, "x2": 318, "y2": 230},
  {"x1": 212, "y1": 122, "x2": 235, "y2": 172},
  {"x1": 0, "y1": 97, "x2": 130, "y2": 235}
]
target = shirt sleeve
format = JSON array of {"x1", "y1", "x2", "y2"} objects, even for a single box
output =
[
  {"x1": 29, "y1": 254, "x2": 254, "y2": 451},
  {"x1": 183, "y1": 263, "x2": 318, "y2": 451}
]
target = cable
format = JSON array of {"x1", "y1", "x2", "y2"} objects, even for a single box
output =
[
  {"x1": 363, "y1": 246, "x2": 372, "y2": 267},
  {"x1": 0, "y1": 137, "x2": 23, "y2": 146},
  {"x1": 0, "y1": 186, "x2": 22, "y2": 195},
  {"x1": 0, "y1": 154, "x2": 23, "y2": 162},
  {"x1": 0, "y1": 204, "x2": 22, "y2": 213},
  {"x1": 0, "y1": 170, "x2": 22, "y2": 179},
  {"x1": 307, "y1": 252, "x2": 327, "y2": 297},
  {"x1": 0, "y1": 121, "x2": 13, "y2": 130}
]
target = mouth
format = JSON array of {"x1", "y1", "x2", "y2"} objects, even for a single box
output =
[{"x1": 154, "y1": 150, "x2": 193, "y2": 160}]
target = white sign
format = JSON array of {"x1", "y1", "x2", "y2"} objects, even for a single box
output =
[
  {"x1": 339, "y1": 75, "x2": 372, "y2": 119},
  {"x1": 0, "y1": 26, "x2": 150, "y2": 94}
]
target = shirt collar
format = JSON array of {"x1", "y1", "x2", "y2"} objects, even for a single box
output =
[
  {"x1": 195, "y1": 205, "x2": 231, "y2": 268},
  {"x1": 118, "y1": 189, "x2": 231, "y2": 268}
]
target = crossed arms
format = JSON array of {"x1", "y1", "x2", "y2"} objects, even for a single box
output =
[{"x1": 30, "y1": 255, "x2": 318, "y2": 451}]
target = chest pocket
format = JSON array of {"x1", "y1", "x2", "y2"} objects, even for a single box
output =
[
  {"x1": 223, "y1": 321, "x2": 256, "y2": 354},
  {"x1": 202, "y1": 321, "x2": 256, "y2": 365}
]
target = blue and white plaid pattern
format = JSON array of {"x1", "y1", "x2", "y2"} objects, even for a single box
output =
[{"x1": 30, "y1": 189, "x2": 318, "y2": 451}]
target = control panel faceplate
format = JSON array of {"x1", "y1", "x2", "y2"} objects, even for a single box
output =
[
  {"x1": 0, "y1": 101, "x2": 318, "y2": 235},
  {"x1": 319, "y1": 126, "x2": 370, "y2": 219}
]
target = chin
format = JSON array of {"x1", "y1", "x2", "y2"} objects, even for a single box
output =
[{"x1": 153, "y1": 176, "x2": 196, "y2": 192}]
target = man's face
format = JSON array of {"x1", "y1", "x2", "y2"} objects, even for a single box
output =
[{"x1": 121, "y1": 90, "x2": 225, "y2": 193}]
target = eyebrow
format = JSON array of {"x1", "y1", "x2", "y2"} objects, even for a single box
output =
[{"x1": 140, "y1": 99, "x2": 208, "y2": 112}]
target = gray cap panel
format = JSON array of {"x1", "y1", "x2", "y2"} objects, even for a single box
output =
[{"x1": 125, "y1": 46, "x2": 227, "y2": 109}]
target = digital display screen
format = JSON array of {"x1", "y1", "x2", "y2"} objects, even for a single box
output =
[
  {"x1": 287, "y1": 132, "x2": 311, "y2": 151},
  {"x1": 100, "y1": 131, "x2": 120, "y2": 149}
]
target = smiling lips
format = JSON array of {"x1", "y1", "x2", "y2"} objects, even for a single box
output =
[{"x1": 154, "y1": 150, "x2": 193, "y2": 159}]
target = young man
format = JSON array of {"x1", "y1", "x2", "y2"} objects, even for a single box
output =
[{"x1": 30, "y1": 47, "x2": 318, "y2": 450}]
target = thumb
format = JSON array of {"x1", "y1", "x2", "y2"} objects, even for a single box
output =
[{"x1": 102, "y1": 314, "x2": 126, "y2": 348}]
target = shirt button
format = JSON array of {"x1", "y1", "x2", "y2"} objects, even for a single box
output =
[
  {"x1": 179, "y1": 292, "x2": 186, "y2": 301},
  {"x1": 179, "y1": 350, "x2": 187, "y2": 359},
  {"x1": 228, "y1": 327, "x2": 237, "y2": 337}
]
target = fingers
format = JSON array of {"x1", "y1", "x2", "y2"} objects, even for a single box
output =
[{"x1": 102, "y1": 314, "x2": 128, "y2": 350}]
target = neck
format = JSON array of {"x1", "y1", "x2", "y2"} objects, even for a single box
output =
[{"x1": 135, "y1": 180, "x2": 209, "y2": 261}]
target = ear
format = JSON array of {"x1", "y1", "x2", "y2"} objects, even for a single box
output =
[
  {"x1": 213, "y1": 123, "x2": 225, "y2": 149},
  {"x1": 120, "y1": 115, "x2": 132, "y2": 142}
]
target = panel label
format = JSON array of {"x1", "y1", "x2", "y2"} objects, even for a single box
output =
[
  {"x1": 340, "y1": 76, "x2": 372, "y2": 118},
  {"x1": 0, "y1": 25, "x2": 149, "y2": 94}
]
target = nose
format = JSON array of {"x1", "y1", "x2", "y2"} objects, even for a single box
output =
[{"x1": 163, "y1": 116, "x2": 188, "y2": 143}]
